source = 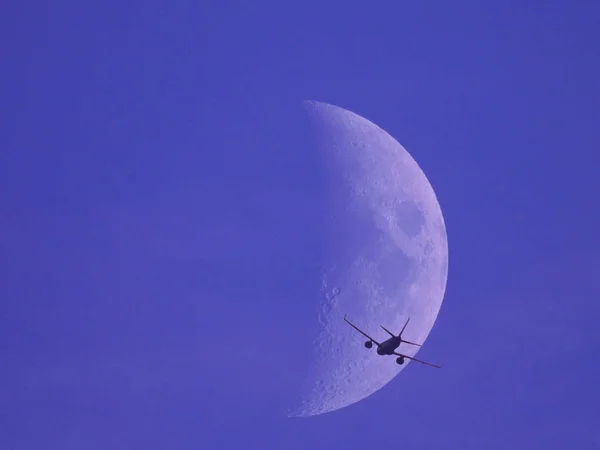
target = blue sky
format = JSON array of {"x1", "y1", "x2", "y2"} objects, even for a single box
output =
[{"x1": 1, "y1": 1, "x2": 599, "y2": 449}]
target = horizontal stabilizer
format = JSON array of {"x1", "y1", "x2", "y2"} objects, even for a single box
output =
[{"x1": 380, "y1": 325, "x2": 395, "y2": 337}]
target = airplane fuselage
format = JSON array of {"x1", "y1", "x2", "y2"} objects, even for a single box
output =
[{"x1": 376, "y1": 336, "x2": 400, "y2": 355}]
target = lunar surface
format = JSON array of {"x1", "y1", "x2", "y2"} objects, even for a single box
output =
[{"x1": 290, "y1": 101, "x2": 448, "y2": 417}]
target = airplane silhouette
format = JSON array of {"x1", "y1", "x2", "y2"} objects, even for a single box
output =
[{"x1": 343, "y1": 314, "x2": 441, "y2": 368}]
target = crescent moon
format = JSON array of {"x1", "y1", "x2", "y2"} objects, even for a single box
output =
[{"x1": 291, "y1": 100, "x2": 449, "y2": 417}]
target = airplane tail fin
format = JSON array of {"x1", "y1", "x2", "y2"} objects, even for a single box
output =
[
  {"x1": 398, "y1": 317, "x2": 422, "y2": 346},
  {"x1": 381, "y1": 317, "x2": 422, "y2": 346},
  {"x1": 398, "y1": 317, "x2": 410, "y2": 338}
]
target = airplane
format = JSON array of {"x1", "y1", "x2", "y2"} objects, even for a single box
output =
[{"x1": 343, "y1": 314, "x2": 442, "y2": 368}]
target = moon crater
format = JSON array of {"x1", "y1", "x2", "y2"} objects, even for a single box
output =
[{"x1": 394, "y1": 200, "x2": 426, "y2": 238}]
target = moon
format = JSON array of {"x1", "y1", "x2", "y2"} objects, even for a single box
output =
[{"x1": 290, "y1": 101, "x2": 449, "y2": 417}]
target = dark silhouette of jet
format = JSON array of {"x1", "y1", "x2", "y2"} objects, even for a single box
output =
[{"x1": 343, "y1": 314, "x2": 441, "y2": 368}]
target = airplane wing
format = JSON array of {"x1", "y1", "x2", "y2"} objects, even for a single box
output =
[
  {"x1": 393, "y1": 351, "x2": 442, "y2": 369},
  {"x1": 344, "y1": 314, "x2": 381, "y2": 346}
]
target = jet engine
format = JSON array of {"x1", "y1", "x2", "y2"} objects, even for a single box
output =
[
  {"x1": 396, "y1": 356, "x2": 405, "y2": 365},
  {"x1": 364, "y1": 341, "x2": 373, "y2": 349}
]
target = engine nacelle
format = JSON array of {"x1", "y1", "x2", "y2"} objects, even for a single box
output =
[
  {"x1": 364, "y1": 341, "x2": 373, "y2": 349},
  {"x1": 396, "y1": 356, "x2": 405, "y2": 365}
]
